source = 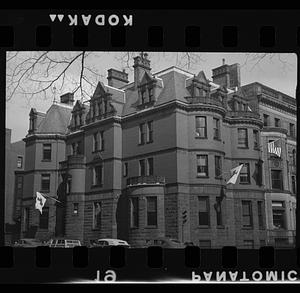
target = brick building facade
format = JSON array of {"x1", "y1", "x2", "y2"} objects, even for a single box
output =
[{"x1": 17, "y1": 54, "x2": 296, "y2": 248}]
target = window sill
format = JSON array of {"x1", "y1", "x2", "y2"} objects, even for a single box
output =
[
  {"x1": 195, "y1": 136, "x2": 207, "y2": 139},
  {"x1": 198, "y1": 225, "x2": 210, "y2": 229},
  {"x1": 197, "y1": 176, "x2": 209, "y2": 178},
  {"x1": 237, "y1": 147, "x2": 249, "y2": 149},
  {"x1": 91, "y1": 184, "x2": 103, "y2": 189},
  {"x1": 41, "y1": 159, "x2": 52, "y2": 162},
  {"x1": 145, "y1": 226, "x2": 158, "y2": 229},
  {"x1": 239, "y1": 182, "x2": 251, "y2": 185}
]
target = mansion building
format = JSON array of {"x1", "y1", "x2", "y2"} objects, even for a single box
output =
[{"x1": 16, "y1": 54, "x2": 297, "y2": 248}]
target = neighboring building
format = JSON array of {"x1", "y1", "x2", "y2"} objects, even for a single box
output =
[
  {"x1": 17, "y1": 54, "x2": 296, "y2": 248},
  {"x1": 5, "y1": 128, "x2": 25, "y2": 244}
]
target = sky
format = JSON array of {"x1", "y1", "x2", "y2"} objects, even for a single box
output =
[{"x1": 5, "y1": 52, "x2": 297, "y2": 143}]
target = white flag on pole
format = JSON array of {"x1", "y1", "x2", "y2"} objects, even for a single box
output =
[
  {"x1": 226, "y1": 164, "x2": 244, "y2": 185},
  {"x1": 35, "y1": 192, "x2": 46, "y2": 214},
  {"x1": 267, "y1": 139, "x2": 281, "y2": 157}
]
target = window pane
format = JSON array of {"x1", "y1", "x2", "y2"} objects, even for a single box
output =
[
  {"x1": 131, "y1": 198, "x2": 139, "y2": 228},
  {"x1": 93, "y1": 202, "x2": 101, "y2": 229},
  {"x1": 195, "y1": 117, "x2": 207, "y2": 138},
  {"x1": 198, "y1": 197, "x2": 209, "y2": 225},
  {"x1": 43, "y1": 144, "x2": 51, "y2": 160},
  {"x1": 147, "y1": 197, "x2": 157, "y2": 226}
]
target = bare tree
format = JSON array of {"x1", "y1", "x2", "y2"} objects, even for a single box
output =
[{"x1": 6, "y1": 51, "x2": 293, "y2": 104}]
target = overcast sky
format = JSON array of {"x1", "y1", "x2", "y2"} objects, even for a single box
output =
[{"x1": 6, "y1": 52, "x2": 297, "y2": 142}]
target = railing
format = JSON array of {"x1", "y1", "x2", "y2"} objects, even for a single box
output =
[
  {"x1": 226, "y1": 110, "x2": 260, "y2": 119},
  {"x1": 126, "y1": 175, "x2": 165, "y2": 186},
  {"x1": 185, "y1": 96, "x2": 226, "y2": 108}
]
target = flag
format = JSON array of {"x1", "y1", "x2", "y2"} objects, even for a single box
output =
[
  {"x1": 226, "y1": 164, "x2": 244, "y2": 184},
  {"x1": 268, "y1": 139, "x2": 281, "y2": 157},
  {"x1": 35, "y1": 192, "x2": 46, "y2": 214}
]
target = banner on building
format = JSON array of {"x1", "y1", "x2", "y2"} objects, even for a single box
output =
[
  {"x1": 226, "y1": 164, "x2": 244, "y2": 185},
  {"x1": 268, "y1": 139, "x2": 282, "y2": 157}
]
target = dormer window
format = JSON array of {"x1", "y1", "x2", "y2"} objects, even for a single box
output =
[
  {"x1": 148, "y1": 88, "x2": 153, "y2": 102},
  {"x1": 141, "y1": 89, "x2": 146, "y2": 104}
]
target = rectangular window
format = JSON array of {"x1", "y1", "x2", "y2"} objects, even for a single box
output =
[
  {"x1": 239, "y1": 163, "x2": 250, "y2": 184},
  {"x1": 139, "y1": 123, "x2": 146, "y2": 145},
  {"x1": 215, "y1": 197, "x2": 222, "y2": 226},
  {"x1": 93, "y1": 132, "x2": 99, "y2": 152},
  {"x1": 147, "y1": 158, "x2": 154, "y2": 176},
  {"x1": 130, "y1": 197, "x2": 139, "y2": 228},
  {"x1": 215, "y1": 156, "x2": 222, "y2": 178},
  {"x1": 263, "y1": 114, "x2": 269, "y2": 127},
  {"x1": 274, "y1": 118, "x2": 281, "y2": 127},
  {"x1": 257, "y1": 201, "x2": 264, "y2": 229},
  {"x1": 289, "y1": 123, "x2": 295, "y2": 137},
  {"x1": 198, "y1": 197, "x2": 210, "y2": 226},
  {"x1": 147, "y1": 121, "x2": 153, "y2": 143},
  {"x1": 291, "y1": 175, "x2": 296, "y2": 194},
  {"x1": 23, "y1": 207, "x2": 30, "y2": 232},
  {"x1": 199, "y1": 240, "x2": 211, "y2": 248},
  {"x1": 253, "y1": 129, "x2": 259, "y2": 149},
  {"x1": 195, "y1": 116, "x2": 207, "y2": 138},
  {"x1": 41, "y1": 174, "x2": 50, "y2": 192},
  {"x1": 100, "y1": 131, "x2": 104, "y2": 151},
  {"x1": 272, "y1": 201, "x2": 285, "y2": 230},
  {"x1": 93, "y1": 165, "x2": 103, "y2": 186},
  {"x1": 213, "y1": 118, "x2": 220, "y2": 140},
  {"x1": 146, "y1": 197, "x2": 157, "y2": 226},
  {"x1": 242, "y1": 201, "x2": 253, "y2": 228},
  {"x1": 237, "y1": 128, "x2": 248, "y2": 148},
  {"x1": 148, "y1": 88, "x2": 153, "y2": 102},
  {"x1": 43, "y1": 144, "x2": 52, "y2": 161},
  {"x1": 72, "y1": 143, "x2": 77, "y2": 155},
  {"x1": 123, "y1": 162, "x2": 128, "y2": 177},
  {"x1": 93, "y1": 202, "x2": 102, "y2": 229},
  {"x1": 139, "y1": 159, "x2": 146, "y2": 176},
  {"x1": 73, "y1": 203, "x2": 79, "y2": 215},
  {"x1": 197, "y1": 155, "x2": 208, "y2": 177},
  {"x1": 66, "y1": 178, "x2": 72, "y2": 194},
  {"x1": 271, "y1": 170, "x2": 283, "y2": 190},
  {"x1": 16, "y1": 176, "x2": 23, "y2": 197},
  {"x1": 39, "y1": 207, "x2": 49, "y2": 230},
  {"x1": 17, "y1": 156, "x2": 23, "y2": 168},
  {"x1": 141, "y1": 89, "x2": 146, "y2": 104}
]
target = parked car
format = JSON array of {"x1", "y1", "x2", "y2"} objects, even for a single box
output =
[
  {"x1": 90, "y1": 238, "x2": 130, "y2": 248},
  {"x1": 48, "y1": 238, "x2": 81, "y2": 248},
  {"x1": 146, "y1": 237, "x2": 185, "y2": 248},
  {"x1": 13, "y1": 238, "x2": 45, "y2": 247}
]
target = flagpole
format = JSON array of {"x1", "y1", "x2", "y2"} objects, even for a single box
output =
[{"x1": 38, "y1": 192, "x2": 62, "y2": 203}]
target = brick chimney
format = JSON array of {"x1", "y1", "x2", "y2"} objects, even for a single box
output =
[
  {"x1": 133, "y1": 52, "x2": 151, "y2": 88},
  {"x1": 212, "y1": 60, "x2": 241, "y2": 89},
  {"x1": 60, "y1": 92, "x2": 74, "y2": 106},
  {"x1": 107, "y1": 68, "x2": 129, "y2": 89}
]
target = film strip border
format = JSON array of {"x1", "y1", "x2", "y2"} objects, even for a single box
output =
[
  {"x1": 0, "y1": 246, "x2": 299, "y2": 282},
  {"x1": 1, "y1": 9, "x2": 300, "y2": 282},
  {"x1": 0, "y1": 10, "x2": 300, "y2": 50}
]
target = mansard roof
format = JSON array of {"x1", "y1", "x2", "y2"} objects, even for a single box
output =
[{"x1": 36, "y1": 102, "x2": 72, "y2": 135}]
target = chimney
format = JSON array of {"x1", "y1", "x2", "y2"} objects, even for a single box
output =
[
  {"x1": 28, "y1": 108, "x2": 46, "y2": 134},
  {"x1": 212, "y1": 60, "x2": 241, "y2": 89},
  {"x1": 133, "y1": 52, "x2": 151, "y2": 88},
  {"x1": 60, "y1": 92, "x2": 74, "y2": 106},
  {"x1": 107, "y1": 68, "x2": 129, "y2": 89}
]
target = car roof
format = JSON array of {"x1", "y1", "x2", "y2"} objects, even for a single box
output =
[{"x1": 97, "y1": 238, "x2": 128, "y2": 243}]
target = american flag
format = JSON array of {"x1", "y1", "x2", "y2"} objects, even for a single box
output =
[{"x1": 267, "y1": 139, "x2": 281, "y2": 157}]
